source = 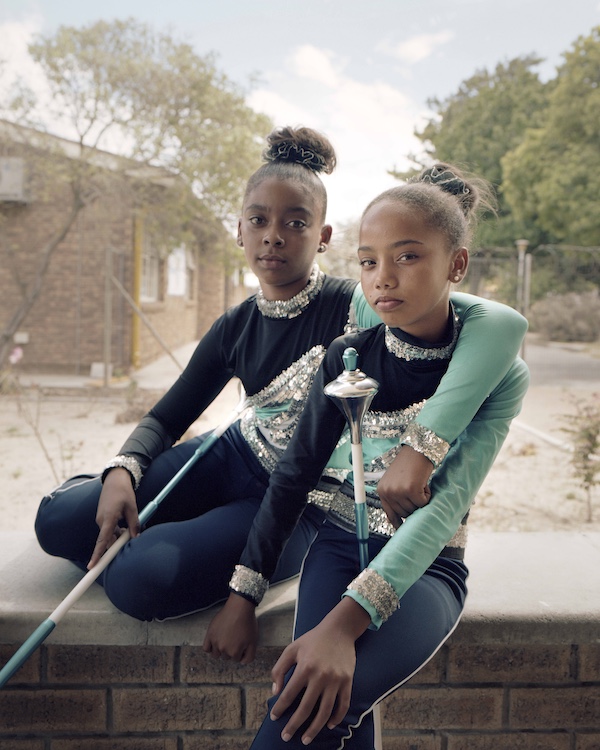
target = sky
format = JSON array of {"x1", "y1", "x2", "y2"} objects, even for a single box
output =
[{"x1": 1, "y1": 0, "x2": 599, "y2": 229}]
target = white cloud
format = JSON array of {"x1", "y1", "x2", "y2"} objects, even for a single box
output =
[
  {"x1": 246, "y1": 44, "x2": 426, "y2": 226},
  {"x1": 0, "y1": 17, "x2": 45, "y2": 100},
  {"x1": 246, "y1": 88, "x2": 314, "y2": 129},
  {"x1": 286, "y1": 45, "x2": 342, "y2": 88},
  {"x1": 379, "y1": 31, "x2": 455, "y2": 65}
]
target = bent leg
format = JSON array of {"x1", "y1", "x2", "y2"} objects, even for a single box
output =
[
  {"x1": 251, "y1": 522, "x2": 467, "y2": 749},
  {"x1": 103, "y1": 501, "x2": 325, "y2": 620},
  {"x1": 34, "y1": 426, "x2": 257, "y2": 566}
]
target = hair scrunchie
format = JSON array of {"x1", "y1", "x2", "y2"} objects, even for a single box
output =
[
  {"x1": 264, "y1": 141, "x2": 328, "y2": 173},
  {"x1": 420, "y1": 165, "x2": 470, "y2": 196}
]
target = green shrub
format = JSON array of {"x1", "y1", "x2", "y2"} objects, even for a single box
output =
[
  {"x1": 560, "y1": 392, "x2": 600, "y2": 522},
  {"x1": 528, "y1": 290, "x2": 600, "y2": 342}
]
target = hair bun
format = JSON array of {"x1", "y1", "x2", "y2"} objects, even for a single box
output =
[
  {"x1": 264, "y1": 141, "x2": 328, "y2": 172},
  {"x1": 419, "y1": 164, "x2": 470, "y2": 197},
  {"x1": 262, "y1": 126, "x2": 336, "y2": 175}
]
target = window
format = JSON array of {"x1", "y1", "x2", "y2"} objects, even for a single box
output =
[
  {"x1": 141, "y1": 235, "x2": 162, "y2": 302},
  {"x1": 167, "y1": 245, "x2": 195, "y2": 300}
]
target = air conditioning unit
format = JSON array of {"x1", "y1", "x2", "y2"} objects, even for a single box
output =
[{"x1": 0, "y1": 158, "x2": 27, "y2": 202}]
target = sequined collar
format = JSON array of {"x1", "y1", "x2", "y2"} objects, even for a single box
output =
[
  {"x1": 255, "y1": 264, "x2": 325, "y2": 319},
  {"x1": 384, "y1": 308, "x2": 461, "y2": 362}
]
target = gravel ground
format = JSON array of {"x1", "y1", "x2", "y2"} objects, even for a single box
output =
[{"x1": 1, "y1": 378, "x2": 598, "y2": 535}]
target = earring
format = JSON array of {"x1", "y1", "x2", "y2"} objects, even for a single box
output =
[
  {"x1": 453, "y1": 275, "x2": 460, "y2": 282},
  {"x1": 237, "y1": 237, "x2": 244, "y2": 247},
  {"x1": 318, "y1": 243, "x2": 327, "y2": 253}
]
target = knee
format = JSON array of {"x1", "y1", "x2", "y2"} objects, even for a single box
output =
[
  {"x1": 34, "y1": 491, "x2": 64, "y2": 555},
  {"x1": 34, "y1": 474, "x2": 100, "y2": 558},
  {"x1": 103, "y1": 552, "x2": 165, "y2": 621}
]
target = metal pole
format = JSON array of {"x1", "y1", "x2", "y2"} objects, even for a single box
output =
[
  {"x1": 103, "y1": 246, "x2": 113, "y2": 388},
  {"x1": 515, "y1": 239, "x2": 530, "y2": 360},
  {"x1": 324, "y1": 347, "x2": 379, "y2": 568},
  {"x1": 324, "y1": 347, "x2": 382, "y2": 748}
]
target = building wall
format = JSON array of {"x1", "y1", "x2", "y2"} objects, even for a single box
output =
[{"x1": 0, "y1": 142, "x2": 231, "y2": 374}]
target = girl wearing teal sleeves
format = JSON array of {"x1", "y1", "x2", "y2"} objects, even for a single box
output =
[
  {"x1": 205, "y1": 164, "x2": 529, "y2": 748},
  {"x1": 35, "y1": 129, "x2": 525, "y2": 626}
]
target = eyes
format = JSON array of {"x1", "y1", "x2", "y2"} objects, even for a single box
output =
[
  {"x1": 247, "y1": 216, "x2": 307, "y2": 229},
  {"x1": 358, "y1": 251, "x2": 419, "y2": 268}
]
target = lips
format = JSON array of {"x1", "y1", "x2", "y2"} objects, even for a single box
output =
[
  {"x1": 374, "y1": 296, "x2": 402, "y2": 312},
  {"x1": 257, "y1": 254, "x2": 285, "y2": 266}
]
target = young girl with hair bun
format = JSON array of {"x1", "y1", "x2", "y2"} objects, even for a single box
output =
[
  {"x1": 205, "y1": 163, "x2": 529, "y2": 748},
  {"x1": 35, "y1": 129, "x2": 526, "y2": 627}
]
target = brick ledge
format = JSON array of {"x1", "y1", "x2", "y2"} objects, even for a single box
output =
[{"x1": 1, "y1": 531, "x2": 599, "y2": 649}]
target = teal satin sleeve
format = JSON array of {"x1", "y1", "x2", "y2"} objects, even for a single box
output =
[
  {"x1": 415, "y1": 292, "x2": 528, "y2": 444},
  {"x1": 352, "y1": 286, "x2": 528, "y2": 447},
  {"x1": 343, "y1": 356, "x2": 530, "y2": 629}
]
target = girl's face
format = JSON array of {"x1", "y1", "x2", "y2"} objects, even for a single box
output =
[
  {"x1": 358, "y1": 200, "x2": 468, "y2": 343},
  {"x1": 238, "y1": 176, "x2": 332, "y2": 300}
]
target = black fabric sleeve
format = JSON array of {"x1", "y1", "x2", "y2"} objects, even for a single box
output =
[
  {"x1": 239, "y1": 340, "x2": 350, "y2": 580},
  {"x1": 117, "y1": 317, "x2": 235, "y2": 470}
]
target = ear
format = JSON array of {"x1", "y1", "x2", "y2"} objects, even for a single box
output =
[
  {"x1": 450, "y1": 247, "x2": 469, "y2": 283},
  {"x1": 236, "y1": 219, "x2": 243, "y2": 247},
  {"x1": 319, "y1": 224, "x2": 333, "y2": 248}
]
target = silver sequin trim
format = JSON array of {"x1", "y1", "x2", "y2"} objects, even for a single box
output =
[
  {"x1": 401, "y1": 422, "x2": 450, "y2": 468},
  {"x1": 256, "y1": 264, "x2": 324, "y2": 319},
  {"x1": 384, "y1": 312, "x2": 462, "y2": 361},
  {"x1": 446, "y1": 522, "x2": 468, "y2": 549},
  {"x1": 348, "y1": 568, "x2": 399, "y2": 623},
  {"x1": 240, "y1": 346, "x2": 326, "y2": 472},
  {"x1": 310, "y1": 486, "x2": 396, "y2": 537},
  {"x1": 229, "y1": 564, "x2": 268, "y2": 605},
  {"x1": 329, "y1": 401, "x2": 428, "y2": 479},
  {"x1": 103, "y1": 455, "x2": 143, "y2": 491},
  {"x1": 310, "y1": 484, "x2": 469, "y2": 551}
]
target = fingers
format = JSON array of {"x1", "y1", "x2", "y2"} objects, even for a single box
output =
[
  {"x1": 124, "y1": 505, "x2": 141, "y2": 539},
  {"x1": 272, "y1": 672, "x2": 349, "y2": 745},
  {"x1": 203, "y1": 635, "x2": 255, "y2": 664},
  {"x1": 202, "y1": 601, "x2": 258, "y2": 665},
  {"x1": 87, "y1": 523, "x2": 121, "y2": 569},
  {"x1": 380, "y1": 496, "x2": 412, "y2": 527},
  {"x1": 270, "y1": 644, "x2": 298, "y2": 699},
  {"x1": 271, "y1": 652, "x2": 350, "y2": 744}
]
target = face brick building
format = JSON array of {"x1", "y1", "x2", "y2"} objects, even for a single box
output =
[{"x1": 0, "y1": 120, "x2": 248, "y2": 376}]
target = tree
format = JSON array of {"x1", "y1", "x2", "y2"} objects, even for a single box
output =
[
  {"x1": 394, "y1": 56, "x2": 551, "y2": 247},
  {"x1": 502, "y1": 27, "x2": 600, "y2": 246},
  {"x1": 0, "y1": 18, "x2": 271, "y2": 368}
]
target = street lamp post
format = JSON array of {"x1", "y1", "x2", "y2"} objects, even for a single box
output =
[{"x1": 515, "y1": 238, "x2": 530, "y2": 360}]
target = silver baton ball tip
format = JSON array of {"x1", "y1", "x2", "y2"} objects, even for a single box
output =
[{"x1": 324, "y1": 347, "x2": 379, "y2": 444}]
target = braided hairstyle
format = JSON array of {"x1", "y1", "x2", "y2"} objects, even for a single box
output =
[
  {"x1": 364, "y1": 162, "x2": 494, "y2": 251},
  {"x1": 243, "y1": 126, "x2": 337, "y2": 222}
]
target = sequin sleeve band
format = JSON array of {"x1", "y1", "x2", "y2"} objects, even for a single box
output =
[
  {"x1": 346, "y1": 568, "x2": 399, "y2": 624},
  {"x1": 400, "y1": 421, "x2": 450, "y2": 468},
  {"x1": 229, "y1": 564, "x2": 269, "y2": 606},
  {"x1": 102, "y1": 455, "x2": 143, "y2": 491}
]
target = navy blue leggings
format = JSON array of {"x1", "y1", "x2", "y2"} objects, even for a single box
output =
[
  {"x1": 251, "y1": 521, "x2": 468, "y2": 749},
  {"x1": 35, "y1": 423, "x2": 325, "y2": 620}
]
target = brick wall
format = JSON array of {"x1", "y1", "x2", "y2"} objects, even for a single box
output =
[
  {"x1": 1, "y1": 638, "x2": 599, "y2": 748},
  {"x1": 0, "y1": 138, "x2": 230, "y2": 374},
  {"x1": 2, "y1": 533, "x2": 598, "y2": 749}
]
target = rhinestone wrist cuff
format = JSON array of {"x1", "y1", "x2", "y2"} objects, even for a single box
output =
[
  {"x1": 229, "y1": 565, "x2": 269, "y2": 606},
  {"x1": 102, "y1": 455, "x2": 143, "y2": 491},
  {"x1": 347, "y1": 568, "x2": 399, "y2": 624},
  {"x1": 401, "y1": 422, "x2": 449, "y2": 468}
]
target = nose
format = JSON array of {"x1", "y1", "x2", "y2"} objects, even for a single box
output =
[
  {"x1": 374, "y1": 261, "x2": 397, "y2": 289},
  {"x1": 263, "y1": 228, "x2": 284, "y2": 248}
]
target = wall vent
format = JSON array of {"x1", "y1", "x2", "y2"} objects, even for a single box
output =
[{"x1": 0, "y1": 157, "x2": 27, "y2": 202}]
